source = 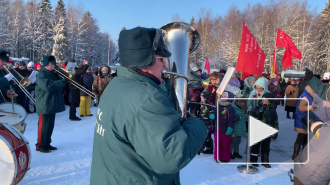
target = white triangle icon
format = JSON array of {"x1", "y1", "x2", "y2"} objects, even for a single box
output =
[{"x1": 249, "y1": 116, "x2": 278, "y2": 146}]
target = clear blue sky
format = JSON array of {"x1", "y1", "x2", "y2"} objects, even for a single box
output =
[{"x1": 50, "y1": 0, "x2": 327, "y2": 41}]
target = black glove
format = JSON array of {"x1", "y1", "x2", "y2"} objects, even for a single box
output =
[
  {"x1": 272, "y1": 133, "x2": 278, "y2": 140},
  {"x1": 301, "y1": 111, "x2": 323, "y2": 134},
  {"x1": 62, "y1": 77, "x2": 69, "y2": 83},
  {"x1": 304, "y1": 68, "x2": 313, "y2": 82}
]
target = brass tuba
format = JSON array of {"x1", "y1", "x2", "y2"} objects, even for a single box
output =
[{"x1": 161, "y1": 22, "x2": 200, "y2": 118}]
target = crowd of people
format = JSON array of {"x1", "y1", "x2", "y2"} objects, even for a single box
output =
[
  {"x1": 1, "y1": 24, "x2": 329, "y2": 184},
  {"x1": 0, "y1": 51, "x2": 115, "y2": 153},
  {"x1": 188, "y1": 66, "x2": 329, "y2": 169}
]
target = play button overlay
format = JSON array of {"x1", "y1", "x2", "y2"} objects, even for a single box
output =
[{"x1": 249, "y1": 116, "x2": 278, "y2": 146}]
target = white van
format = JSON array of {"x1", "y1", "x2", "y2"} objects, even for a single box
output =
[{"x1": 283, "y1": 70, "x2": 305, "y2": 82}]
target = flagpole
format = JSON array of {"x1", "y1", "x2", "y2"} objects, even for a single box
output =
[{"x1": 273, "y1": 29, "x2": 277, "y2": 75}]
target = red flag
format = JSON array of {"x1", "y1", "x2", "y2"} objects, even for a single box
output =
[
  {"x1": 282, "y1": 49, "x2": 293, "y2": 70},
  {"x1": 276, "y1": 28, "x2": 302, "y2": 59},
  {"x1": 272, "y1": 49, "x2": 277, "y2": 75},
  {"x1": 204, "y1": 57, "x2": 210, "y2": 74},
  {"x1": 236, "y1": 21, "x2": 266, "y2": 79}
]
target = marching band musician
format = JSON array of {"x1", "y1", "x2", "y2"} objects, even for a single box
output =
[
  {"x1": 0, "y1": 50, "x2": 17, "y2": 103},
  {"x1": 35, "y1": 56, "x2": 68, "y2": 153},
  {"x1": 90, "y1": 27, "x2": 207, "y2": 184}
]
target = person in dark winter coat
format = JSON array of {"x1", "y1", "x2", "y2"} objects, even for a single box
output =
[
  {"x1": 69, "y1": 59, "x2": 89, "y2": 121},
  {"x1": 214, "y1": 91, "x2": 236, "y2": 162},
  {"x1": 90, "y1": 27, "x2": 207, "y2": 185},
  {"x1": 188, "y1": 69, "x2": 204, "y2": 116},
  {"x1": 250, "y1": 92, "x2": 279, "y2": 168},
  {"x1": 242, "y1": 76, "x2": 256, "y2": 97},
  {"x1": 92, "y1": 65, "x2": 112, "y2": 106},
  {"x1": 79, "y1": 67, "x2": 94, "y2": 116},
  {"x1": 35, "y1": 56, "x2": 67, "y2": 153},
  {"x1": 0, "y1": 50, "x2": 17, "y2": 104},
  {"x1": 268, "y1": 78, "x2": 281, "y2": 108},
  {"x1": 15, "y1": 61, "x2": 31, "y2": 112}
]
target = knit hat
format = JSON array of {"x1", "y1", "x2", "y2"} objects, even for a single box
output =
[
  {"x1": 119, "y1": 27, "x2": 171, "y2": 69},
  {"x1": 19, "y1": 61, "x2": 26, "y2": 66},
  {"x1": 219, "y1": 90, "x2": 235, "y2": 105},
  {"x1": 0, "y1": 50, "x2": 10, "y2": 62},
  {"x1": 262, "y1": 92, "x2": 275, "y2": 104},
  {"x1": 35, "y1": 63, "x2": 42, "y2": 69},
  {"x1": 42, "y1": 56, "x2": 56, "y2": 67},
  {"x1": 271, "y1": 78, "x2": 278, "y2": 84},
  {"x1": 27, "y1": 61, "x2": 34, "y2": 68},
  {"x1": 247, "y1": 76, "x2": 256, "y2": 84}
]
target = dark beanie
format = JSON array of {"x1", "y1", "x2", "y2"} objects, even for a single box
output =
[
  {"x1": 19, "y1": 61, "x2": 26, "y2": 66},
  {"x1": 119, "y1": 27, "x2": 171, "y2": 69},
  {"x1": 43, "y1": 56, "x2": 56, "y2": 67},
  {"x1": 0, "y1": 50, "x2": 10, "y2": 62},
  {"x1": 262, "y1": 92, "x2": 275, "y2": 104}
]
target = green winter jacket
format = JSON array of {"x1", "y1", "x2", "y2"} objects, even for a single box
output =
[
  {"x1": 232, "y1": 102, "x2": 247, "y2": 137},
  {"x1": 35, "y1": 68, "x2": 66, "y2": 114},
  {"x1": 90, "y1": 66, "x2": 207, "y2": 185},
  {"x1": 308, "y1": 76, "x2": 329, "y2": 101}
]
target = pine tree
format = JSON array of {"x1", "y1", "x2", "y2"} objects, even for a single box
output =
[
  {"x1": 0, "y1": 0, "x2": 12, "y2": 50},
  {"x1": 52, "y1": 17, "x2": 69, "y2": 63},
  {"x1": 23, "y1": 0, "x2": 38, "y2": 61},
  {"x1": 54, "y1": 0, "x2": 66, "y2": 25},
  {"x1": 316, "y1": 0, "x2": 330, "y2": 74},
  {"x1": 35, "y1": 0, "x2": 54, "y2": 58}
]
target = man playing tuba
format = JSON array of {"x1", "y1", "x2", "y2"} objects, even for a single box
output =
[{"x1": 90, "y1": 26, "x2": 207, "y2": 185}]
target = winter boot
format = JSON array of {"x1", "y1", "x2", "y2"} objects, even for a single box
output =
[
  {"x1": 231, "y1": 153, "x2": 235, "y2": 159},
  {"x1": 250, "y1": 154, "x2": 258, "y2": 167},
  {"x1": 202, "y1": 136, "x2": 213, "y2": 154},
  {"x1": 291, "y1": 143, "x2": 301, "y2": 160},
  {"x1": 233, "y1": 152, "x2": 243, "y2": 159},
  {"x1": 286, "y1": 112, "x2": 291, "y2": 119},
  {"x1": 261, "y1": 153, "x2": 271, "y2": 168}
]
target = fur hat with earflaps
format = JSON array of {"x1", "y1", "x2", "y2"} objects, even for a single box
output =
[
  {"x1": 119, "y1": 27, "x2": 171, "y2": 69},
  {"x1": 43, "y1": 56, "x2": 56, "y2": 67},
  {"x1": 0, "y1": 50, "x2": 10, "y2": 62}
]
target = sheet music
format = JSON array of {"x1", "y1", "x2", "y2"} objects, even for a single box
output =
[
  {"x1": 28, "y1": 71, "x2": 38, "y2": 84},
  {"x1": 65, "y1": 62, "x2": 76, "y2": 72}
]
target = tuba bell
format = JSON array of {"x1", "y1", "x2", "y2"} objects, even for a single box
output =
[{"x1": 161, "y1": 22, "x2": 200, "y2": 118}]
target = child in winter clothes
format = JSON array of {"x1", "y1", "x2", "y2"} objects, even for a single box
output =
[
  {"x1": 250, "y1": 92, "x2": 279, "y2": 168},
  {"x1": 231, "y1": 95, "x2": 247, "y2": 159},
  {"x1": 205, "y1": 72, "x2": 219, "y2": 105},
  {"x1": 214, "y1": 91, "x2": 236, "y2": 162},
  {"x1": 247, "y1": 77, "x2": 269, "y2": 113}
]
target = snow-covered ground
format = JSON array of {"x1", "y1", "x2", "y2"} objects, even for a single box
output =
[{"x1": 15, "y1": 105, "x2": 296, "y2": 185}]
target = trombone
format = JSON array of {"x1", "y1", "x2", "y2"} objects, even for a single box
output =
[
  {"x1": 3, "y1": 66, "x2": 36, "y2": 104},
  {"x1": 53, "y1": 66, "x2": 96, "y2": 99}
]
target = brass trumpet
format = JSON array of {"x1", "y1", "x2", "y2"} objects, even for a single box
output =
[
  {"x1": 3, "y1": 66, "x2": 36, "y2": 104},
  {"x1": 6, "y1": 65, "x2": 32, "y2": 87},
  {"x1": 53, "y1": 66, "x2": 96, "y2": 99}
]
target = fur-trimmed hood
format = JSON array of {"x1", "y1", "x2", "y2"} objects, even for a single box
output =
[{"x1": 98, "y1": 65, "x2": 111, "y2": 78}]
